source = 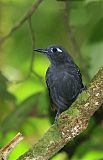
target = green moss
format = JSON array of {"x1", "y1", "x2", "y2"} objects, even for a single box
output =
[
  {"x1": 59, "y1": 91, "x2": 90, "y2": 123},
  {"x1": 66, "y1": 107, "x2": 79, "y2": 116},
  {"x1": 27, "y1": 125, "x2": 62, "y2": 157},
  {"x1": 76, "y1": 91, "x2": 90, "y2": 103}
]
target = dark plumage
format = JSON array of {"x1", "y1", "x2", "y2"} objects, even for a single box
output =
[{"x1": 34, "y1": 45, "x2": 85, "y2": 122}]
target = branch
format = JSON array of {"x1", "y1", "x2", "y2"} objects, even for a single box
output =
[
  {"x1": 64, "y1": 1, "x2": 90, "y2": 82},
  {"x1": 0, "y1": 133, "x2": 23, "y2": 160},
  {"x1": 17, "y1": 66, "x2": 103, "y2": 160},
  {"x1": 0, "y1": 0, "x2": 43, "y2": 45},
  {"x1": 28, "y1": 17, "x2": 43, "y2": 83},
  {"x1": 4, "y1": 2, "x2": 43, "y2": 84}
]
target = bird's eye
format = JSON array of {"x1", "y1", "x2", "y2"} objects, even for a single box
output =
[
  {"x1": 52, "y1": 48, "x2": 57, "y2": 53},
  {"x1": 51, "y1": 47, "x2": 62, "y2": 53}
]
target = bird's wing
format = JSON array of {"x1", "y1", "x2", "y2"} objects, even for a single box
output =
[
  {"x1": 46, "y1": 68, "x2": 57, "y2": 111},
  {"x1": 51, "y1": 70, "x2": 82, "y2": 108},
  {"x1": 59, "y1": 71, "x2": 81, "y2": 99}
]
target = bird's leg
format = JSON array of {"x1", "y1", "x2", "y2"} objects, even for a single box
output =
[
  {"x1": 54, "y1": 109, "x2": 60, "y2": 124},
  {"x1": 81, "y1": 85, "x2": 87, "y2": 92}
]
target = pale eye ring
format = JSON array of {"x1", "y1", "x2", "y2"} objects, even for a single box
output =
[
  {"x1": 51, "y1": 47, "x2": 62, "y2": 53},
  {"x1": 57, "y1": 48, "x2": 62, "y2": 53}
]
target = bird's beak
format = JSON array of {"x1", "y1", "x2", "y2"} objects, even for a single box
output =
[{"x1": 33, "y1": 48, "x2": 48, "y2": 54}]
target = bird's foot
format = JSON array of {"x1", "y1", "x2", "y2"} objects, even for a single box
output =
[
  {"x1": 82, "y1": 85, "x2": 87, "y2": 91},
  {"x1": 54, "y1": 111, "x2": 60, "y2": 125}
]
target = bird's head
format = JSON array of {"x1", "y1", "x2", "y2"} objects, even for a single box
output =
[{"x1": 34, "y1": 45, "x2": 72, "y2": 65}]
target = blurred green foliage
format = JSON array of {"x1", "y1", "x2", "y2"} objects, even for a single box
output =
[{"x1": 0, "y1": 0, "x2": 103, "y2": 159}]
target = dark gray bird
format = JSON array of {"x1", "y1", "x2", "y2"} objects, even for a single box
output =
[{"x1": 34, "y1": 45, "x2": 85, "y2": 122}]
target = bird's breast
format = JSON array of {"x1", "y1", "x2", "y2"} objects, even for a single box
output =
[{"x1": 46, "y1": 67, "x2": 68, "y2": 88}]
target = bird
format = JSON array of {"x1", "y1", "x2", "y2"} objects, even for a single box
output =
[{"x1": 34, "y1": 45, "x2": 85, "y2": 122}]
